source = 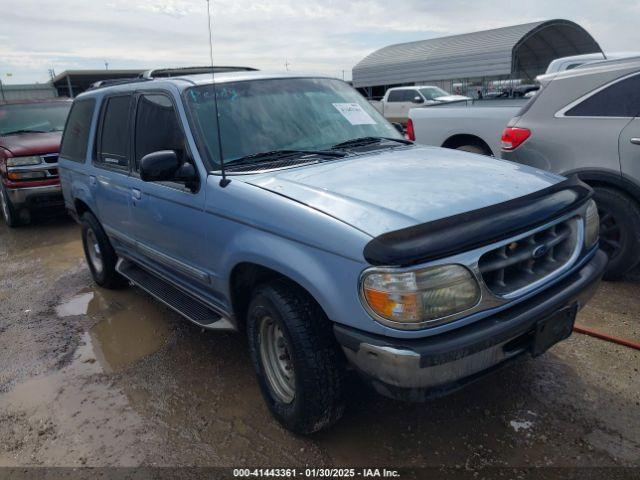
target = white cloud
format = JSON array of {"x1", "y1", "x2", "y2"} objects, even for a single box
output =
[{"x1": 0, "y1": 0, "x2": 638, "y2": 84}]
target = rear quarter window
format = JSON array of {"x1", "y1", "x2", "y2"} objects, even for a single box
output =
[
  {"x1": 565, "y1": 73, "x2": 640, "y2": 117},
  {"x1": 60, "y1": 99, "x2": 95, "y2": 162}
]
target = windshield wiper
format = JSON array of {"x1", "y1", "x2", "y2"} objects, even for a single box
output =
[
  {"x1": 228, "y1": 149, "x2": 346, "y2": 166},
  {"x1": 330, "y1": 136, "x2": 413, "y2": 150},
  {"x1": 0, "y1": 129, "x2": 49, "y2": 136}
]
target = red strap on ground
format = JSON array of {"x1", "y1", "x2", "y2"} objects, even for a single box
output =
[{"x1": 573, "y1": 324, "x2": 640, "y2": 351}]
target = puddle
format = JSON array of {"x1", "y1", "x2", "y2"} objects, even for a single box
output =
[
  {"x1": 89, "y1": 308, "x2": 170, "y2": 372},
  {"x1": 55, "y1": 287, "x2": 172, "y2": 372},
  {"x1": 56, "y1": 292, "x2": 95, "y2": 317}
]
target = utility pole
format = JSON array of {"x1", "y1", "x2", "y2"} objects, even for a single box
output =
[
  {"x1": 0, "y1": 78, "x2": 5, "y2": 102},
  {"x1": 342, "y1": 70, "x2": 345, "y2": 81},
  {"x1": 284, "y1": 58, "x2": 290, "y2": 71},
  {"x1": 105, "y1": 61, "x2": 109, "y2": 70}
]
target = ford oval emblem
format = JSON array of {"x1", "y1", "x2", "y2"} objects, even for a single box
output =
[{"x1": 532, "y1": 245, "x2": 549, "y2": 259}]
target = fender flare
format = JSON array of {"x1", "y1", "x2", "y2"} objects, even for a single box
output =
[{"x1": 564, "y1": 168, "x2": 640, "y2": 202}]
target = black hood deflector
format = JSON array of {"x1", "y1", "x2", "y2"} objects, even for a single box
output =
[{"x1": 363, "y1": 176, "x2": 593, "y2": 266}]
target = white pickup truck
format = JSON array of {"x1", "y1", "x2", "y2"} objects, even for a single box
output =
[
  {"x1": 370, "y1": 86, "x2": 469, "y2": 125},
  {"x1": 407, "y1": 99, "x2": 528, "y2": 156}
]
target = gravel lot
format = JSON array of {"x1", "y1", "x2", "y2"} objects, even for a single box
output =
[{"x1": 0, "y1": 215, "x2": 638, "y2": 472}]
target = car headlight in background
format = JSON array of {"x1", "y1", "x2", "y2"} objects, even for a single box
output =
[
  {"x1": 6, "y1": 156, "x2": 42, "y2": 167},
  {"x1": 584, "y1": 199, "x2": 599, "y2": 248},
  {"x1": 361, "y1": 264, "x2": 481, "y2": 328}
]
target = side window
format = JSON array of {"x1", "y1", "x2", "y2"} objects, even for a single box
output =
[
  {"x1": 403, "y1": 90, "x2": 420, "y2": 101},
  {"x1": 60, "y1": 99, "x2": 95, "y2": 162},
  {"x1": 387, "y1": 90, "x2": 404, "y2": 102},
  {"x1": 96, "y1": 95, "x2": 132, "y2": 169},
  {"x1": 566, "y1": 74, "x2": 640, "y2": 118},
  {"x1": 134, "y1": 93, "x2": 187, "y2": 170}
]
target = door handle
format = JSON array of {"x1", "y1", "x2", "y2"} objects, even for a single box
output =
[
  {"x1": 89, "y1": 175, "x2": 96, "y2": 186},
  {"x1": 131, "y1": 188, "x2": 142, "y2": 200},
  {"x1": 630, "y1": 138, "x2": 640, "y2": 146}
]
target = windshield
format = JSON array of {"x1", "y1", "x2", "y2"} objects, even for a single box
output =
[
  {"x1": 185, "y1": 77, "x2": 401, "y2": 169},
  {"x1": 0, "y1": 102, "x2": 71, "y2": 136},
  {"x1": 419, "y1": 87, "x2": 451, "y2": 100}
]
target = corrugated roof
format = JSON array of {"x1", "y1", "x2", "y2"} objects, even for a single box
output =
[{"x1": 352, "y1": 19, "x2": 601, "y2": 87}]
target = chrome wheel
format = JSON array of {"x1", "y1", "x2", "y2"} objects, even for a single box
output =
[
  {"x1": 259, "y1": 316, "x2": 295, "y2": 404},
  {"x1": 86, "y1": 228, "x2": 104, "y2": 274}
]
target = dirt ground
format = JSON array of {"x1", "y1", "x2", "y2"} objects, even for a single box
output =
[{"x1": 0, "y1": 215, "x2": 638, "y2": 470}]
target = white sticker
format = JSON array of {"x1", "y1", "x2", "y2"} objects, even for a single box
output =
[{"x1": 332, "y1": 103, "x2": 377, "y2": 125}]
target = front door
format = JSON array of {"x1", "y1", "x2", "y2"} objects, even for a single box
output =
[{"x1": 127, "y1": 92, "x2": 218, "y2": 301}]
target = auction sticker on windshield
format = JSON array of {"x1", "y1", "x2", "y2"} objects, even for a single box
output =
[{"x1": 333, "y1": 103, "x2": 377, "y2": 125}]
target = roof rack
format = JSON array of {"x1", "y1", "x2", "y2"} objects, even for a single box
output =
[
  {"x1": 87, "y1": 77, "x2": 151, "y2": 90},
  {"x1": 139, "y1": 66, "x2": 258, "y2": 79}
]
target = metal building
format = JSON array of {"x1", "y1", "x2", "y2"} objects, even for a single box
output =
[
  {"x1": 51, "y1": 69, "x2": 147, "y2": 98},
  {"x1": 0, "y1": 83, "x2": 58, "y2": 102},
  {"x1": 353, "y1": 19, "x2": 602, "y2": 98}
]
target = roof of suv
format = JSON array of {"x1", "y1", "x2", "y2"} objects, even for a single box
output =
[
  {"x1": 78, "y1": 71, "x2": 338, "y2": 98},
  {"x1": 538, "y1": 56, "x2": 640, "y2": 83}
]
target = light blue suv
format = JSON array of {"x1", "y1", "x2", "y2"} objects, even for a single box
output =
[{"x1": 59, "y1": 72, "x2": 607, "y2": 434}]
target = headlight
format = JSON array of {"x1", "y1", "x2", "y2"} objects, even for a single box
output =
[
  {"x1": 6, "y1": 156, "x2": 42, "y2": 167},
  {"x1": 584, "y1": 199, "x2": 599, "y2": 248},
  {"x1": 361, "y1": 264, "x2": 481, "y2": 328}
]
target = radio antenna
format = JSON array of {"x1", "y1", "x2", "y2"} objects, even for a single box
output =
[{"x1": 206, "y1": 0, "x2": 230, "y2": 187}]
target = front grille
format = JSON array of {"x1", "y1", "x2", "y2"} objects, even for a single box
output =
[
  {"x1": 41, "y1": 153, "x2": 59, "y2": 164},
  {"x1": 478, "y1": 218, "x2": 579, "y2": 296}
]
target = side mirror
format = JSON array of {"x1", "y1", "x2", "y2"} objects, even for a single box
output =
[
  {"x1": 391, "y1": 122, "x2": 404, "y2": 134},
  {"x1": 175, "y1": 162, "x2": 199, "y2": 191},
  {"x1": 140, "y1": 150, "x2": 180, "y2": 182},
  {"x1": 412, "y1": 96, "x2": 424, "y2": 104}
]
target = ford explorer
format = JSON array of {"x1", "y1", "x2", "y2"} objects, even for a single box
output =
[{"x1": 58, "y1": 72, "x2": 607, "y2": 434}]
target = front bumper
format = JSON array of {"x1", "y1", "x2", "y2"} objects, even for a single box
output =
[
  {"x1": 334, "y1": 249, "x2": 607, "y2": 401},
  {"x1": 4, "y1": 183, "x2": 63, "y2": 210}
]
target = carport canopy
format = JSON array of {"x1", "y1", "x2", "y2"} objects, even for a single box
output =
[
  {"x1": 51, "y1": 69, "x2": 146, "y2": 98},
  {"x1": 352, "y1": 19, "x2": 602, "y2": 88}
]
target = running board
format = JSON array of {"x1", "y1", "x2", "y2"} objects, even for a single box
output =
[{"x1": 116, "y1": 258, "x2": 235, "y2": 331}]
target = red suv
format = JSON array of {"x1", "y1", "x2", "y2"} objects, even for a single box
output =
[{"x1": 0, "y1": 99, "x2": 72, "y2": 226}]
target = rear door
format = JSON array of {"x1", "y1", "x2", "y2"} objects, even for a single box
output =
[
  {"x1": 619, "y1": 118, "x2": 640, "y2": 185},
  {"x1": 128, "y1": 91, "x2": 214, "y2": 294},
  {"x1": 398, "y1": 89, "x2": 421, "y2": 121},
  {"x1": 617, "y1": 74, "x2": 640, "y2": 184},
  {"x1": 384, "y1": 90, "x2": 406, "y2": 122},
  {"x1": 92, "y1": 94, "x2": 136, "y2": 239}
]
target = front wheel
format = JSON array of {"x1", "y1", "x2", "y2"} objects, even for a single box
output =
[
  {"x1": 0, "y1": 184, "x2": 24, "y2": 228},
  {"x1": 246, "y1": 280, "x2": 345, "y2": 434},
  {"x1": 593, "y1": 186, "x2": 640, "y2": 280}
]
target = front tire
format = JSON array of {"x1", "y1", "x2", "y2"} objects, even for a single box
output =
[
  {"x1": 246, "y1": 280, "x2": 345, "y2": 434},
  {"x1": 81, "y1": 212, "x2": 128, "y2": 289},
  {"x1": 593, "y1": 186, "x2": 640, "y2": 280},
  {"x1": 1, "y1": 184, "x2": 24, "y2": 228}
]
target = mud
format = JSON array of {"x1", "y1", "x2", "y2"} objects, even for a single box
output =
[{"x1": 0, "y1": 216, "x2": 638, "y2": 468}]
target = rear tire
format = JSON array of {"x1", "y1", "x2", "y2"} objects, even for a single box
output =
[
  {"x1": 246, "y1": 280, "x2": 345, "y2": 434},
  {"x1": 454, "y1": 143, "x2": 492, "y2": 156},
  {"x1": 81, "y1": 212, "x2": 128, "y2": 289},
  {"x1": 593, "y1": 186, "x2": 640, "y2": 280}
]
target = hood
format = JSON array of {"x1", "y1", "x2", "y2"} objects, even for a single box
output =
[
  {"x1": 434, "y1": 95, "x2": 471, "y2": 102},
  {"x1": 244, "y1": 146, "x2": 564, "y2": 238},
  {"x1": 0, "y1": 131, "x2": 62, "y2": 156}
]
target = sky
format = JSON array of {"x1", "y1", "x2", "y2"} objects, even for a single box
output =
[{"x1": 1, "y1": 0, "x2": 639, "y2": 84}]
